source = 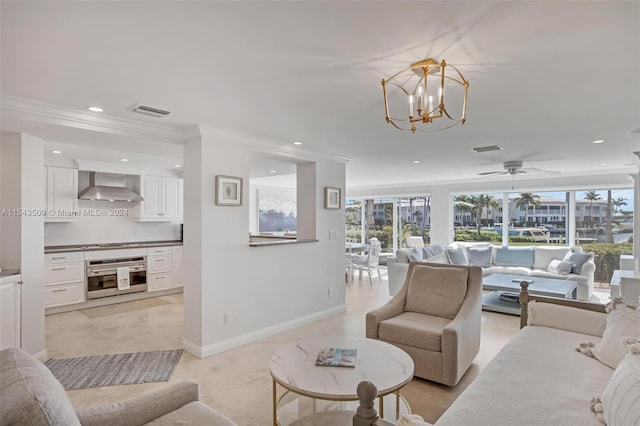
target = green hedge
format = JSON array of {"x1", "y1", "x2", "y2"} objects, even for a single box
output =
[{"x1": 580, "y1": 243, "x2": 633, "y2": 283}]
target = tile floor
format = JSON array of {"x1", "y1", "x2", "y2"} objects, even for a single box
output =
[{"x1": 46, "y1": 270, "x2": 522, "y2": 425}]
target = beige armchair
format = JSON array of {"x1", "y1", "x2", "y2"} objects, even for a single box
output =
[{"x1": 366, "y1": 262, "x2": 482, "y2": 386}]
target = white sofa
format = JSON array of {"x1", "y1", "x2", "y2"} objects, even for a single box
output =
[
  {"x1": 355, "y1": 299, "x2": 615, "y2": 426},
  {"x1": 387, "y1": 243, "x2": 596, "y2": 301}
]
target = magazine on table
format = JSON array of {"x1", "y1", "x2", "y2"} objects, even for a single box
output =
[{"x1": 315, "y1": 347, "x2": 357, "y2": 368}]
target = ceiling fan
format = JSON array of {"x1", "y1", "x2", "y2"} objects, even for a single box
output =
[{"x1": 477, "y1": 160, "x2": 558, "y2": 177}]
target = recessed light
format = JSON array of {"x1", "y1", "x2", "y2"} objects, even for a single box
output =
[
  {"x1": 269, "y1": 170, "x2": 277, "y2": 173},
  {"x1": 51, "y1": 150, "x2": 62, "y2": 154},
  {"x1": 412, "y1": 160, "x2": 421, "y2": 164},
  {"x1": 599, "y1": 162, "x2": 608, "y2": 166},
  {"x1": 120, "y1": 158, "x2": 129, "y2": 162},
  {"x1": 88, "y1": 106, "x2": 103, "y2": 112},
  {"x1": 174, "y1": 164, "x2": 181, "y2": 168},
  {"x1": 592, "y1": 139, "x2": 605, "y2": 144},
  {"x1": 293, "y1": 141, "x2": 302, "y2": 145},
  {"x1": 626, "y1": 128, "x2": 640, "y2": 135}
]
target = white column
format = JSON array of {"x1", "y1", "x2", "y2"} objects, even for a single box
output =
[
  {"x1": 392, "y1": 198, "x2": 398, "y2": 252},
  {"x1": 428, "y1": 188, "x2": 452, "y2": 246},
  {"x1": 633, "y1": 172, "x2": 639, "y2": 272},
  {"x1": 502, "y1": 193, "x2": 509, "y2": 247},
  {"x1": 568, "y1": 192, "x2": 576, "y2": 247},
  {"x1": 0, "y1": 133, "x2": 46, "y2": 358}
]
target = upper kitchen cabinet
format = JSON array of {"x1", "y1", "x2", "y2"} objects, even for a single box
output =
[
  {"x1": 132, "y1": 175, "x2": 183, "y2": 221},
  {"x1": 45, "y1": 167, "x2": 78, "y2": 222}
]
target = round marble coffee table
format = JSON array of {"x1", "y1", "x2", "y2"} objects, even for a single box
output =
[{"x1": 269, "y1": 336, "x2": 414, "y2": 426}]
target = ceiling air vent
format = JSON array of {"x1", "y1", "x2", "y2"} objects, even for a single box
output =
[
  {"x1": 471, "y1": 145, "x2": 504, "y2": 153},
  {"x1": 130, "y1": 104, "x2": 171, "y2": 117}
]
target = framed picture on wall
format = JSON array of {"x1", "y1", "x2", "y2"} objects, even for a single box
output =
[
  {"x1": 324, "y1": 187, "x2": 341, "y2": 209},
  {"x1": 215, "y1": 175, "x2": 243, "y2": 206}
]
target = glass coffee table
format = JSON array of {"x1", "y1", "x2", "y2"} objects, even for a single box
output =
[
  {"x1": 269, "y1": 336, "x2": 414, "y2": 426},
  {"x1": 482, "y1": 273, "x2": 578, "y2": 315}
]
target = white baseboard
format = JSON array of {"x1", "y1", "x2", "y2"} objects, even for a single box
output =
[{"x1": 182, "y1": 304, "x2": 347, "y2": 359}]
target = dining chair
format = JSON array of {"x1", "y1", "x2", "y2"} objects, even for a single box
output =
[
  {"x1": 345, "y1": 238, "x2": 358, "y2": 283},
  {"x1": 351, "y1": 238, "x2": 382, "y2": 285}
]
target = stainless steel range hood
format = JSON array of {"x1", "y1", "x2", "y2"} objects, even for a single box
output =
[{"x1": 78, "y1": 172, "x2": 143, "y2": 202}]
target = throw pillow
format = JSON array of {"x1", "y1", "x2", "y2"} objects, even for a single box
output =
[
  {"x1": 600, "y1": 340, "x2": 640, "y2": 426},
  {"x1": 424, "y1": 251, "x2": 449, "y2": 264},
  {"x1": 446, "y1": 247, "x2": 468, "y2": 265},
  {"x1": 466, "y1": 246, "x2": 492, "y2": 268},
  {"x1": 547, "y1": 259, "x2": 574, "y2": 275},
  {"x1": 397, "y1": 414, "x2": 433, "y2": 426},
  {"x1": 408, "y1": 247, "x2": 424, "y2": 262},
  {"x1": 423, "y1": 244, "x2": 444, "y2": 259},
  {"x1": 584, "y1": 299, "x2": 640, "y2": 369},
  {"x1": 562, "y1": 249, "x2": 593, "y2": 274}
]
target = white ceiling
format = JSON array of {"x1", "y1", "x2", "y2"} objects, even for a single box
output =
[{"x1": 1, "y1": 1, "x2": 639, "y2": 194}]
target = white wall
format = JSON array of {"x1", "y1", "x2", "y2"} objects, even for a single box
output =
[
  {"x1": 183, "y1": 129, "x2": 346, "y2": 357},
  {"x1": 0, "y1": 132, "x2": 46, "y2": 357},
  {"x1": 45, "y1": 200, "x2": 180, "y2": 245}
]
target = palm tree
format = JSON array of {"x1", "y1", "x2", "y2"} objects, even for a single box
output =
[
  {"x1": 584, "y1": 191, "x2": 602, "y2": 228},
  {"x1": 479, "y1": 194, "x2": 499, "y2": 226},
  {"x1": 613, "y1": 197, "x2": 627, "y2": 217},
  {"x1": 515, "y1": 193, "x2": 541, "y2": 226},
  {"x1": 454, "y1": 195, "x2": 473, "y2": 227}
]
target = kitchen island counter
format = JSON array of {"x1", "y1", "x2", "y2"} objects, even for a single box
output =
[{"x1": 45, "y1": 240, "x2": 182, "y2": 254}]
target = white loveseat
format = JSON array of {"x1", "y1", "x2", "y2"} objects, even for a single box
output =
[
  {"x1": 355, "y1": 297, "x2": 620, "y2": 426},
  {"x1": 387, "y1": 243, "x2": 596, "y2": 301}
]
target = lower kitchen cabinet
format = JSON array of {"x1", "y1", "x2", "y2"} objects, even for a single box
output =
[
  {"x1": 44, "y1": 251, "x2": 85, "y2": 308},
  {"x1": 44, "y1": 282, "x2": 84, "y2": 307},
  {"x1": 148, "y1": 272, "x2": 172, "y2": 292}
]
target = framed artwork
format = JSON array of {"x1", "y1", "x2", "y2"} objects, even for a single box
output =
[
  {"x1": 215, "y1": 175, "x2": 243, "y2": 206},
  {"x1": 324, "y1": 187, "x2": 341, "y2": 209}
]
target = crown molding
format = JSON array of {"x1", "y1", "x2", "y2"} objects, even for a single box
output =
[
  {"x1": 1, "y1": 95, "x2": 186, "y2": 143},
  {"x1": 189, "y1": 124, "x2": 351, "y2": 164}
]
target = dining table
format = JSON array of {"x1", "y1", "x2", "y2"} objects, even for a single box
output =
[{"x1": 345, "y1": 242, "x2": 369, "y2": 253}]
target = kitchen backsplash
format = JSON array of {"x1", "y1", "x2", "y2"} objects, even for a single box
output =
[{"x1": 44, "y1": 200, "x2": 180, "y2": 245}]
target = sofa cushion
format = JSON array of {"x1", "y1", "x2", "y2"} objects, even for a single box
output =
[
  {"x1": 405, "y1": 265, "x2": 468, "y2": 320},
  {"x1": 591, "y1": 301, "x2": 640, "y2": 369},
  {"x1": 563, "y1": 249, "x2": 593, "y2": 274},
  {"x1": 484, "y1": 266, "x2": 529, "y2": 276},
  {"x1": 446, "y1": 248, "x2": 467, "y2": 265},
  {"x1": 408, "y1": 248, "x2": 424, "y2": 262},
  {"x1": 547, "y1": 259, "x2": 574, "y2": 275},
  {"x1": 466, "y1": 246, "x2": 492, "y2": 267},
  {"x1": 533, "y1": 246, "x2": 571, "y2": 270},
  {"x1": 494, "y1": 246, "x2": 534, "y2": 268},
  {"x1": 601, "y1": 341, "x2": 640, "y2": 426},
  {"x1": 425, "y1": 251, "x2": 449, "y2": 264},
  {"x1": 395, "y1": 248, "x2": 412, "y2": 263},
  {"x1": 378, "y1": 312, "x2": 450, "y2": 352},
  {"x1": 0, "y1": 348, "x2": 81, "y2": 426},
  {"x1": 423, "y1": 244, "x2": 444, "y2": 259}
]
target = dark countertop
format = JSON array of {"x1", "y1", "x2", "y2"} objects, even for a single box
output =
[
  {"x1": 0, "y1": 269, "x2": 20, "y2": 278},
  {"x1": 45, "y1": 240, "x2": 183, "y2": 254}
]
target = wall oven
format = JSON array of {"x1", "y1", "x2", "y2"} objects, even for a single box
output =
[{"x1": 86, "y1": 256, "x2": 147, "y2": 299}]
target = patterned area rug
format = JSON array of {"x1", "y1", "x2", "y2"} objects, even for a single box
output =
[{"x1": 45, "y1": 349, "x2": 183, "y2": 390}]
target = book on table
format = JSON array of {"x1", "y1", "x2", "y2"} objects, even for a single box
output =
[{"x1": 315, "y1": 347, "x2": 357, "y2": 368}]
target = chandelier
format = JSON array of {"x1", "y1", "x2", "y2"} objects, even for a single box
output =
[{"x1": 381, "y1": 58, "x2": 469, "y2": 133}]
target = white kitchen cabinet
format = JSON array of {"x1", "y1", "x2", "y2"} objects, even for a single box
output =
[
  {"x1": 171, "y1": 246, "x2": 184, "y2": 288},
  {"x1": 147, "y1": 247, "x2": 172, "y2": 292},
  {"x1": 0, "y1": 274, "x2": 22, "y2": 350},
  {"x1": 147, "y1": 255, "x2": 171, "y2": 273},
  {"x1": 133, "y1": 176, "x2": 182, "y2": 222},
  {"x1": 45, "y1": 167, "x2": 78, "y2": 222},
  {"x1": 44, "y1": 251, "x2": 85, "y2": 308},
  {"x1": 147, "y1": 272, "x2": 172, "y2": 291}
]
